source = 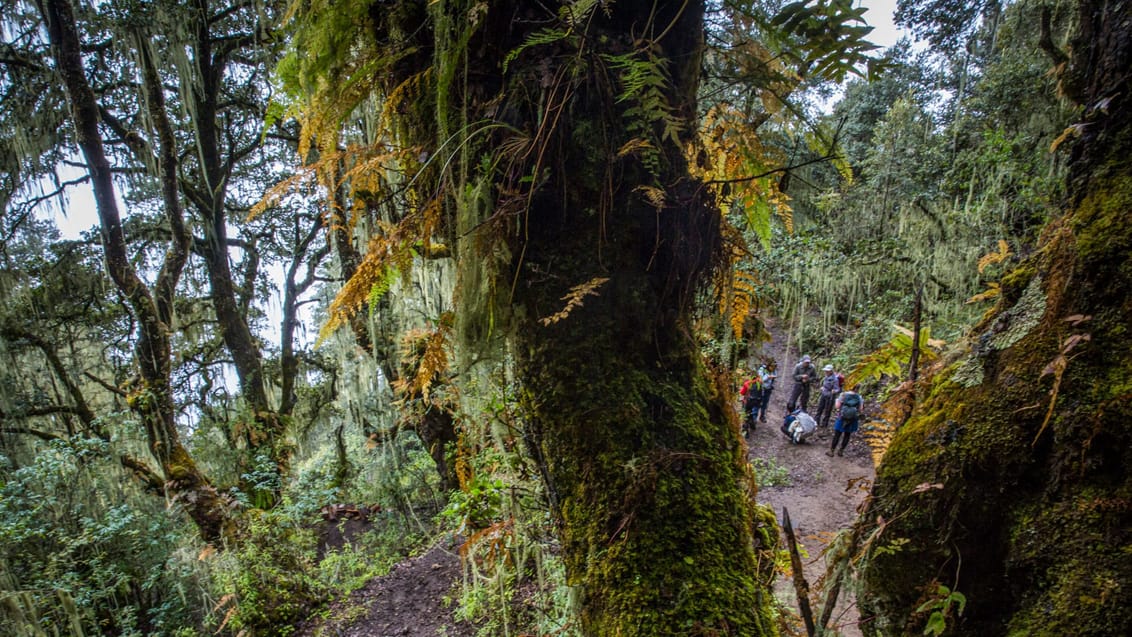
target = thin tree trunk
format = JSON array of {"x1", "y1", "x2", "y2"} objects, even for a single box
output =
[
  {"x1": 183, "y1": 0, "x2": 289, "y2": 480},
  {"x1": 40, "y1": 0, "x2": 233, "y2": 544},
  {"x1": 908, "y1": 282, "x2": 923, "y2": 381},
  {"x1": 783, "y1": 508, "x2": 816, "y2": 636}
]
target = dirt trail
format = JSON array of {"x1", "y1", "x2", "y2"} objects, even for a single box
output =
[
  {"x1": 746, "y1": 319, "x2": 874, "y2": 636},
  {"x1": 301, "y1": 322, "x2": 874, "y2": 636}
]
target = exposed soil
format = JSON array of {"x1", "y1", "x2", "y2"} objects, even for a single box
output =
[
  {"x1": 746, "y1": 320, "x2": 875, "y2": 636},
  {"x1": 301, "y1": 322, "x2": 874, "y2": 636},
  {"x1": 296, "y1": 536, "x2": 479, "y2": 637}
]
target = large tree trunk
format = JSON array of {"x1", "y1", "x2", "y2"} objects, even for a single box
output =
[
  {"x1": 435, "y1": 1, "x2": 779, "y2": 633},
  {"x1": 856, "y1": 1, "x2": 1132, "y2": 634},
  {"x1": 41, "y1": 0, "x2": 234, "y2": 544}
]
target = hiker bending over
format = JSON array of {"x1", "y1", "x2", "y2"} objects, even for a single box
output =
[
  {"x1": 813, "y1": 364, "x2": 842, "y2": 428},
  {"x1": 827, "y1": 390, "x2": 863, "y2": 457},
  {"x1": 781, "y1": 408, "x2": 817, "y2": 444},
  {"x1": 786, "y1": 355, "x2": 817, "y2": 412}
]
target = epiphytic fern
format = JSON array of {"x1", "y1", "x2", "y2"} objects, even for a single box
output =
[
  {"x1": 391, "y1": 313, "x2": 454, "y2": 402},
  {"x1": 539, "y1": 277, "x2": 610, "y2": 326},
  {"x1": 977, "y1": 239, "x2": 1012, "y2": 274},
  {"x1": 688, "y1": 103, "x2": 793, "y2": 246},
  {"x1": 846, "y1": 324, "x2": 944, "y2": 386},
  {"x1": 602, "y1": 47, "x2": 683, "y2": 175},
  {"x1": 860, "y1": 380, "x2": 916, "y2": 466},
  {"x1": 720, "y1": 270, "x2": 761, "y2": 340}
]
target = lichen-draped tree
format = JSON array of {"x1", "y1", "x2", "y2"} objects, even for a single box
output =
[
  {"x1": 427, "y1": 1, "x2": 778, "y2": 633},
  {"x1": 855, "y1": 0, "x2": 1132, "y2": 634},
  {"x1": 39, "y1": 0, "x2": 235, "y2": 543}
]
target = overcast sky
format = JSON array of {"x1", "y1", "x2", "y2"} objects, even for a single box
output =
[{"x1": 860, "y1": 0, "x2": 903, "y2": 48}]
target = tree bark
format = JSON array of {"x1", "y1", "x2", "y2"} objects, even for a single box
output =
[
  {"x1": 857, "y1": 0, "x2": 1132, "y2": 634},
  {"x1": 434, "y1": 1, "x2": 779, "y2": 633},
  {"x1": 40, "y1": 0, "x2": 233, "y2": 544},
  {"x1": 183, "y1": 0, "x2": 289, "y2": 480}
]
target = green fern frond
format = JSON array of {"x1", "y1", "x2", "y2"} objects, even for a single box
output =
[
  {"x1": 847, "y1": 324, "x2": 944, "y2": 385},
  {"x1": 503, "y1": 28, "x2": 571, "y2": 73}
]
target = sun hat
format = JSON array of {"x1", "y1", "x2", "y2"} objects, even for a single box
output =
[{"x1": 823, "y1": 364, "x2": 834, "y2": 371}]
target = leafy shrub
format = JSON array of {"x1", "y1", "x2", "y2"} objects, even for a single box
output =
[
  {"x1": 0, "y1": 440, "x2": 206, "y2": 636},
  {"x1": 208, "y1": 511, "x2": 326, "y2": 635}
]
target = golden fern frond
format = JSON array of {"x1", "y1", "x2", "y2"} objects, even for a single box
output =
[
  {"x1": 861, "y1": 379, "x2": 916, "y2": 465},
  {"x1": 687, "y1": 103, "x2": 793, "y2": 237},
  {"x1": 540, "y1": 277, "x2": 610, "y2": 326},
  {"x1": 732, "y1": 271, "x2": 760, "y2": 339},
  {"x1": 320, "y1": 235, "x2": 396, "y2": 343},
  {"x1": 617, "y1": 137, "x2": 654, "y2": 157},
  {"x1": 729, "y1": 290, "x2": 751, "y2": 340},
  {"x1": 634, "y1": 184, "x2": 667, "y2": 209},
  {"x1": 412, "y1": 324, "x2": 450, "y2": 401},
  {"x1": 392, "y1": 314, "x2": 454, "y2": 402},
  {"x1": 977, "y1": 239, "x2": 1012, "y2": 273},
  {"x1": 966, "y1": 281, "x2": 1001, "y2": 304},
  {"x1": 861, "y1": 418, "x2": 898, "y2": 467},
  {"x1": 248, "y1": 166, "x2": 317, "y2": 220},
  {"x1": 379, "y1": 68, "x2": 432, "y2": 139}
]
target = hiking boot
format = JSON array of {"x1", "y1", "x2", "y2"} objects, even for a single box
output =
[
  {"x1": 836, "y1": 448, "x2": 844, "y2": 457},
  {"x1": 825, "y1": 449, "x2": 834, "y2": 457},
  {"x1": 759, "y1": 416, "x2": 767, "y2": 423}
]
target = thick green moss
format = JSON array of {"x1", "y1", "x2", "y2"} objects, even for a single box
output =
[{"x1": 858, "y1": 169, "x2": 1132, "y2": 636}]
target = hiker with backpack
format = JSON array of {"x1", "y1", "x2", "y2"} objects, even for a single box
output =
[
  {"x1": 756, "y1": 361, "x2": 777, "y2": 423},
  {"x1": 827, "y1": 389, "x2": 864, "y2": 457},
  {"x1": 813, "y1": 364, "x2": 842, "y2": 428},
  {"x1": 739, "y1": 372, "x2": 763, "y2": 437},
  {"x1": 786, "y1": 355, "x2": 817, "y2": 412}
]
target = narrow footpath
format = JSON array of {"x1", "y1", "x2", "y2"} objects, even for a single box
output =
[{"x1": 747, "y1": 321, "x2": 875, "y2": 636}]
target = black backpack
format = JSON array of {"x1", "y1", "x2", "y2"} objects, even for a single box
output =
[
  {"x1": 841, "y1": 392, "x2": 861, "y2": 420},
  {"x1": 743, "y1": 388, "x2": 761, "y2": 411}
]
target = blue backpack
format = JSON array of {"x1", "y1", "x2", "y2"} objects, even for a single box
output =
[{"x1": 841, "y1": 392, "x2": 861, "y2": 420}]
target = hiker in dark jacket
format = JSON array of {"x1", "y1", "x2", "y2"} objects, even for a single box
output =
[
  {"x1": 786, "y1": 355, "x2": 817, "y2": 412},
  {"x1": 813, "y1": 364, "x2": 842, "y2": 428},
  {"x1": 756, "y1": 362, "x2": 776, "y2": 423},
  {"x1": 827, "y1": 390, "x2": 863, "y2": 457}
]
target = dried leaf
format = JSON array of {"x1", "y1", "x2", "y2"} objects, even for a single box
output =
[{"x1": 1061, "y1": 333, "x2": 1091, "y2": 354}]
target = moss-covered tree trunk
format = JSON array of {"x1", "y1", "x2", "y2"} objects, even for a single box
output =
[
  {"x1": 433, "y1": 1, "x2": 778, "y2": 633},
  {"x1": 857, "y1": 1, "x2": 1132, "y2": 634}
]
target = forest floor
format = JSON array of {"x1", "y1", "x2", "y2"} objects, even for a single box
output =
[
  {"x1": 298, "y1": 322, "x2": 874, "y2": 637},
  {"x1": 750, "y1": 318, "x2": 875, "y2": 637}
]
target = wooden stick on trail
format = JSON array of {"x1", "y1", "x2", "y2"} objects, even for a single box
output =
[{"x1": 783, "y1": 507, "x2": 816, "y2": 636}]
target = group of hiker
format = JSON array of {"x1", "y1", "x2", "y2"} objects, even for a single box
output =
[{"x1": 739, "y1": 354, "x2": 864, "y2": 457}]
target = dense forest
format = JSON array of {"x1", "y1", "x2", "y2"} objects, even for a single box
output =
[{"x1": 1, "y1": 0, "x2": 1128, "y2": 635}]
